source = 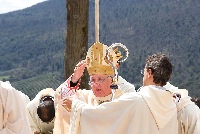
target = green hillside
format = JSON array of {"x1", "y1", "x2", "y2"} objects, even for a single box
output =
[
  {"x1": 12, "y1": 72, "x2": 62, "y2": 100},
  {"x1": 96, "y1": 0, "x2": 200, "y2": 97},
  {"x1": 0, "y1": 0, "x2": 200, "y2": 98}
]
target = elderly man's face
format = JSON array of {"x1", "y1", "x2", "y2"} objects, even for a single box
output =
[{"x1": 89, "y1": 74, "x2": 112, "y2": 97}]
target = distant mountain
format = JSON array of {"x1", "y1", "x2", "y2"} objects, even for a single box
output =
[
  {"x1": 0, "y1": 0, "x2": 66, "y2": 99},
  {"x1": 0, "y1": 0, "x2": 200, "y2": 99},
  {"x1": 96, "y1": 0, "x2": 200, "y2": 97},
  {"x1": 0, "y1": 0, "x2": 66, "y2": 72}
]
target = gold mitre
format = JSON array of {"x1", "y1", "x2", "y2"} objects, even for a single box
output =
[{"x1": 86, "y1": 42, "x2": 122, "y2": 76}]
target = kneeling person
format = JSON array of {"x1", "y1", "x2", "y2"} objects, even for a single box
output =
[{"x1": 26, "y1": 88, "x2": 55, "y2": 134}]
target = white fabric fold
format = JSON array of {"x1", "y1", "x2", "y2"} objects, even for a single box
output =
[
  {"x1": 69, "y1": 99, "x2": 86, "y2": 134},
  {"x1": 0, "y1": 81, "x2": 32, "y2": 134},
  {"x1": 139, "y1": 85, "x2": 177, "y2": 129}
]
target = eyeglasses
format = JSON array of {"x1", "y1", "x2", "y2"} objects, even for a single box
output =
[
  {"x1": 141, "y1": 70, "x2": 144, "y2": 75},
  {"x1": 89, "y1": 76, "x2": 112, "y2": 86}
]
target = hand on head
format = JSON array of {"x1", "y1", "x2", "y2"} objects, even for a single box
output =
[{"x1": 71, "y1": 60, "x2": 87, "y2": 83}]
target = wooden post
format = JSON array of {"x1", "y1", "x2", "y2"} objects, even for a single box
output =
[
  {"x1": 65, "y1": 0, "x2": 89, "y2": 89},
  {"x1": 95, "y1": 0, "x2": 99, "y2": 42}
]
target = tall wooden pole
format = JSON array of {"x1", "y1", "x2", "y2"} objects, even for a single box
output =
[
  {"x1": 95, "y1": 0, "x2": 99, "y2": 42},
  {"x1": 65, "y1": 0, "x2": 89, "y2": 89}
]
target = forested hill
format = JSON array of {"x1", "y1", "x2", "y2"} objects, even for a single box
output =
[
  {"x1": 0, "y1": 0, "x2": 200, "y2": 99},
  {"x1": 0, "y1": 0, "x2": 66, "y2": 99}
]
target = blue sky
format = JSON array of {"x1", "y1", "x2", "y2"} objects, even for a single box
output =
[{"x1": 0, "y1": 0, "x2": 47, "y2": 14}]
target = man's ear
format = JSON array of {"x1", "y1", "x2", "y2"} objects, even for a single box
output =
[{"x1": 147, "y1": 69, "x2": 152, "y2": 78}]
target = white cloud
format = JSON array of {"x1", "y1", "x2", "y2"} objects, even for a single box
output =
[{"x1": 0, "y1": 0, "x2": 48, "y2": 14}]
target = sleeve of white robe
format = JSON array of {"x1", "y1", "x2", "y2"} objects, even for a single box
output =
[
  {"x1": 53, "y1": 86, "x2": 71, "y2": 134},
  {"x1": 53, "y1": 86, "x2": 88, "y2": 134},
  {"x1": 187, "y1": 104, "x2": 200, "y2": 134},
  {"x1": 26, "y1": 102, "x2": 40, "y2": 133},
  {"x1": 177, "y1": 96, "x2": 200, "y2": 134},
  {"x1": 117, "y1": 76, "x2": 135, "y2": 93},
  {"x1": 0, "y1": 81, "x2": 32, "y2": 134},
  {"x1": 193, "y1": 112, "x2": 200, "y2": 134},
  {"x1": 178, "y1": 103, "x2": 200, "y2": 134}
]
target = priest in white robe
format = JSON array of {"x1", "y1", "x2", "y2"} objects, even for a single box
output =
[
  {"x1": 177, "y1": 96, "x2": 200, "y2": 134},
  {"x1": 0, "y1": 81, "x2": 32, "y2": 134},
  {"x1": 53, "y1": 42, "x2": 135, "y2": 134},
  {"x1": 64, "y1": 53, "x2": 178, "y2": 134},
  {"x1": 164, "y1": 83, "x2": 200, "y2": 134}
]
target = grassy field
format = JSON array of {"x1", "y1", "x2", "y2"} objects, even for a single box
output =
[
  {"x1": 0, "y1": 75, "x2": 10, "y2": 81},
  {"x1": 11, "y1": 72, "x2": 63, "y2": 100}
]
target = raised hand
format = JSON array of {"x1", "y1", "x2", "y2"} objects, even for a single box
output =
[{"x1": 71, "y1": 60, "x2": 87, "y2": 83}]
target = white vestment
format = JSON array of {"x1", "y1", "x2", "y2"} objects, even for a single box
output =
[
  {"x1": 117, "y1": 76, "x2": 135, "y2": 93},
  {"x1": 26, "y1": 88, "x2": 55, "y2": 133},
  {"x1": 53, "y1": 76, "x2": 135, "y2": 134},
  {"x1": 177, "y1": 96, "x2": 200, "y2": 134},
  {"x1": 69, "y1": 85, "x2": 178, "y2": 134},
  {"x1": 164, "y1": 83, "x2": 200, "y2": 134},
  {"x1": 0, "y1": 81, "x2": 32, "y2": 134}
]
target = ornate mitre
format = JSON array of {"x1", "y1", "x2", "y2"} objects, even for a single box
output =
[{"x1": 86, "y1": 42, "x2": 122, "y2": 76}]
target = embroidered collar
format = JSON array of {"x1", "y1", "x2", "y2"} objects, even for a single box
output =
[{"x1": 94, "y1": 94, "x2": 113, "y2": 104}]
